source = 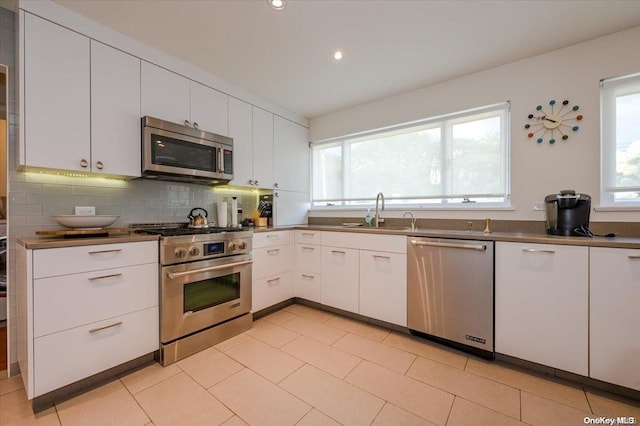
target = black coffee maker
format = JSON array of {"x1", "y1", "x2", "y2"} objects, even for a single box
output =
[{"x1": 544, "y1": 190, "x2": 591, "y2": 236}]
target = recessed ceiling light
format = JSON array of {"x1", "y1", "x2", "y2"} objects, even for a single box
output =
[
  {"x1": 268, "y1": 0, "x2": 286, "y2": 11},
  {"x1": 332, "y1": 50, "x2": 344, "y2": 61}
]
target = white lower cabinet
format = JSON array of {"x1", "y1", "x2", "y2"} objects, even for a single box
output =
[
  {"x1": 359, "y1": 249, "x2": 407, "y2": 326},
  {"x1": 252, "y1": 231, "x2": 294, "y2": 312},
  {"x1": 590, "y1": 247, "x2": 640, "y2": 391},
  {"x1": 295, "y1": 230, "x2": 322, "y2": 303},
  {"x1": 34, "y1": 307, "x2": 158, "y2": 396},
  {"x1": 18, "y1": 240, "x2": 159, "y2": 399},
  {"x1": 495, "y1": 242, "x2": 588, "y2": 376},
  {"x1": 321, "y1": 246, "x2": 359, "y2": 313}
]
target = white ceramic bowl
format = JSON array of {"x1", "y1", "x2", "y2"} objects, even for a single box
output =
[{"x1": 52, "y1": 215, "x2": 119, "y2": 229}]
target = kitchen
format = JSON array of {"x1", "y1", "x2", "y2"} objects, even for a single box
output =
[{"x1": 3, "y1": 0, "x2": 640, "y2": 424}]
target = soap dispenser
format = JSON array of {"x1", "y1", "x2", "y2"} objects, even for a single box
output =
[{"x1": 365, "y1": 209, "x2": 372, "y2": 227}]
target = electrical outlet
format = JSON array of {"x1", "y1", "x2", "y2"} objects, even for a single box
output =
[
  {"x1": 75, "y1": 206, "x2": 96, "y2": 216},
  {"x1": 532, "y1": 201, "x2": 545, "y2": 211}
]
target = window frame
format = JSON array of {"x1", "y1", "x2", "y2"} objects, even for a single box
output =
[
  {"x1": 600, "y1": 72, "x2": 640, "y2": 209},
  {"x1": 311, "y1": 102, "x2": 511, "y2": 210}
]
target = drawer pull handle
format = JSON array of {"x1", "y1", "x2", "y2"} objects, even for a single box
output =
[
  {"x1": 302, "y1": 232, "x2": 315, "y2": 236},
  {"x1": 522, "y1": 248, "x2": 556, "y2": 254},
  {"x1": 301, "y1": 274, "x2": 315, "y2": 279},
  {"x1": 267, "y1": 235, "x2": 279, "y2": 239},
  {"x1": 89, "y1": 273, "x2": 123, "y2": 281},
  {"x1": 302, "y1": 246, "x2": 315, "y2": 251},
  {"x1": 88, "y1": 249, "x2": 123, "y2": 255},
  {"x1": 628, "y1": 255, "x2": 640, "y2": 259},
  {"x1": 89, "y1": 321, "x2": 123, "y2": 334},
  {"x1": 372, "y1": 255, "x2": 391, "y2": 260},
  {"x1": 267, "y1": 249, "x2": 281, "y2": 254},
  {"x1": 331, "y1": 250, "x2": 346, "y2": 254},
  {"x1": 267, "y1": 277, "x2": 280, "y2": 285}
]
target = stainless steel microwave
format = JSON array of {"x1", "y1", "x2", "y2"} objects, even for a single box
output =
[{"x1": 141, "y1": 116, "x2": 233, "y2": 185}]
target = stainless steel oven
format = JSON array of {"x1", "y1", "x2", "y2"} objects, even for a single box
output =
[{"x1": 135, "y1": 225, "x2": 252, "y2": 365}]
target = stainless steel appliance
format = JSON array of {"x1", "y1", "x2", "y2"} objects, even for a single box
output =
[
  {"x1": 544, "y1": 190, "x2": 591, "y2": 236},
  {"x1": 407, "y1": 237, "x2": 495, "y2": 359},
  {"x1": 141, "y1": 116, "x2": 233, "y2": 185},
  {"x1": 135, "y1": 224, "x2": 252, "y2": 365}
]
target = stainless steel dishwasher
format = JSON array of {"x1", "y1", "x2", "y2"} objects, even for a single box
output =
[{"x1": 407, "y1": 237, "x2": 495, "y2": 359}]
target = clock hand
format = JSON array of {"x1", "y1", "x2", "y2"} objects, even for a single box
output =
[{"x1": 544, "y1": 117, "x2": 558, "y2": 123}]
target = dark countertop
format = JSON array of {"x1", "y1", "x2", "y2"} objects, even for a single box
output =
[
  {"x1": 18, "y1": 233, "x2": 160, "y2": 250},
  {"x1": 253, "y1": 224, "x2": 640, "y2": 249}
]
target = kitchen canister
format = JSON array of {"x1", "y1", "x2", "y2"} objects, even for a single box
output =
[
  {"x1": 217, "y1": 201, "x2": 228, "y2": 227},
  {"x1": 231, "y1": 197, "x2": 238, "y2": 226}
]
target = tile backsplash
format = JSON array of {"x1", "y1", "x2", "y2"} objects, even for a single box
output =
[{"x1": 9, "y1": 172, "x2": 262, "y2": 239}]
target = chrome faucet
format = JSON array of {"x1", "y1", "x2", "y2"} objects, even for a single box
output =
[
  {"x1": 375, "y1": 192, "x2": 385, "y2": 228},
  {"x1": 403, "y1": 211, "x2": 416, "y2": 230}
]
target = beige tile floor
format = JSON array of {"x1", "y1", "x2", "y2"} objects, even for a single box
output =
[{"x1": 1, "y1": 304, "x2": 640, "y2": 425}]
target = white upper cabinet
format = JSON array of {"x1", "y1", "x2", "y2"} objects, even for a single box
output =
[
  {"x1": 91, "y1": 41, "x2": 141, "y2": 177},
  {"x1": 141, "y1": 62, "x2": 229, "y2": 136},
  {"x1": 228, "y1": 97, "x2": 253, "y2": 187},
  {"x1": 190, "y1": 81, "x2": 229, "y2": 136},
  {"x1": 141, "y1": 61, "x2": 190, "y2": 125},
  {"x1": 274, "y1": 116, "x2": 309, "y2": 193},
  {"x1": 23, "y1": 12, "x2": 90, "y2": 171},
  {"x1": 252, "y1": 107, "x2": 274, "y2": 188}
]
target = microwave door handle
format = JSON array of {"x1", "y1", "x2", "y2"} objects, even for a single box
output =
[{"x1": 217, "y1": 147, "x2": 224, "y2": 173}]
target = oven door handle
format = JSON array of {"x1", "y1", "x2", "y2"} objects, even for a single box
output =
[{"x1": 166, "y1": 260, "x2": 253, "y2": 279}]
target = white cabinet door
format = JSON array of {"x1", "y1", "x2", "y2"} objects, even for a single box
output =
[
  {"x1": 141, "y1": 61, "x2": 190, "y2": 125},
  {"x1": 359, "y1": 250, "x2": 407, "y2": 326},
  {"x1": 228, "y1": 97, "x2": 254, "y2": 187},
  {"x1": 495, "y1": 242, "x2": 588, "y2": 375},
  {"x1": 23, "y1": 13, "x2": 90, "y2": 171},
  {"x1": 190, "y1": 81, "x2": 228, "y2": 136},
  {"x1": 252, "y1": 107, "x2": 274, "y2": 188},
  {"x1": 590, "y1": 247, "x2": 640, "y2": 391},
  {"x1": 274, "y1": 190, "x2": 309, "y2": 226},
  {"x1": 274, "y1": 116, "x2": 309, "y2": 193},
  {"x1": 321, "y1": 246, "x2": 359, "y2": 313},
  {"x1": 91, "y1": 41, "x2": 141, "y2": 177}
]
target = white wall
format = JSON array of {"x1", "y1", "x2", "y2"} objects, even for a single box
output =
[{"x1": 309, "y1": 26, "x2": 640, "y2": 223}]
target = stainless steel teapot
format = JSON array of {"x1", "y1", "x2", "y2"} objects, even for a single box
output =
[{"x1": 188, "y1": 207, "x2": 210, "y2": 228}]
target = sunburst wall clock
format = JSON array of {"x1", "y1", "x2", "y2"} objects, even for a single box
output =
[{"x1": 524, "y1": 99, "x2": 583, "y2": 144}]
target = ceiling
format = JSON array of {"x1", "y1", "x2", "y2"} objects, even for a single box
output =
[{"x1": 54, "y1": 0, "x2": 640, "y2": 119}]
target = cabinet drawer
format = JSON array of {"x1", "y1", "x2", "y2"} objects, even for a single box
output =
[
  {"x1": 252, "y1": 271, "x2": 293, "y2": 312},
  {"x1": 33, "y1": 307, "x2": 159, "y2": 397},
  {"x1": 33, "y1": 241, "x2": 158, "y2": 278},
  {"x1": 295, "y1": 230, "x2": 322, "y2": 245},
  {"x1": 253, "y1": 244, "x2": 293, "y2": 279},
  {"x1": 34, "y1": 263, "x2": 158, "y2": 337},
  {"x1": 358, "y1": 234, "x2": 406, "y2": 254},
  {"x1": 322, "y1": 231, "x2": 359, "y2": 249},
  {"x1": 296, "y1": 244, "x2": 321, "y2": 273},
  {"x1": 294, "y1": 271, "x2": 321, "y2": 303},
  {"x1": 253, "y1": 231, "x2": 293, "y2": 249}
]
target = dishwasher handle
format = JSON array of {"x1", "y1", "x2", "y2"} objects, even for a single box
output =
[{"x1": 410, "y1": 239, "x2": 487, "y2": 251}]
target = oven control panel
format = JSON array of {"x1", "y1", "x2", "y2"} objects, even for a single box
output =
[{"x1": 160, "y1": 231, "x2": 253, "y2": 265}]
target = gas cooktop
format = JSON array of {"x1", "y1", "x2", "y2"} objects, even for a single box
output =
[{"x1": 132, "y1": 223, "x2": 249, "y2": 237}]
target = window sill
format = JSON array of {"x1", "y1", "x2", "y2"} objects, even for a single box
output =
[
  {"x1": 594, "y1": 205, "x2": 640, "y2": 212},
  {"x1": 310, "y1": 205, "x2": 515, "y2": 212}
]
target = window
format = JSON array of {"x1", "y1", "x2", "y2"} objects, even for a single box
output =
[
  {"x1": 312, "y1": 103, "x2": 510, "y2": 208},
  {"x1": 601, "y1": 73, "x2": 640, "y2": 207}
]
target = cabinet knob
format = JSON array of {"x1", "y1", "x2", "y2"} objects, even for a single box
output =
[
  {"x1": 254, "y1": 180, "x2": 259, "y2": 186},
  {"x1": 248, "y1": 179, "x2": 254, "y2": 185},
  {"x1": 184, "y1": 119, "x2": 191, "y2": 127},
  {"x1": 80, "y1": 159, "x2": 89, "y2": 168},
  {"x1": 95, "y1": 161, "x2": 104, "y2": 170},
  {"x1": 274, "y1": 182, "x2": 279, "y2": 188},
  {"x1": 193, "y1": 122, "x2": 199, "y2": 129}
]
